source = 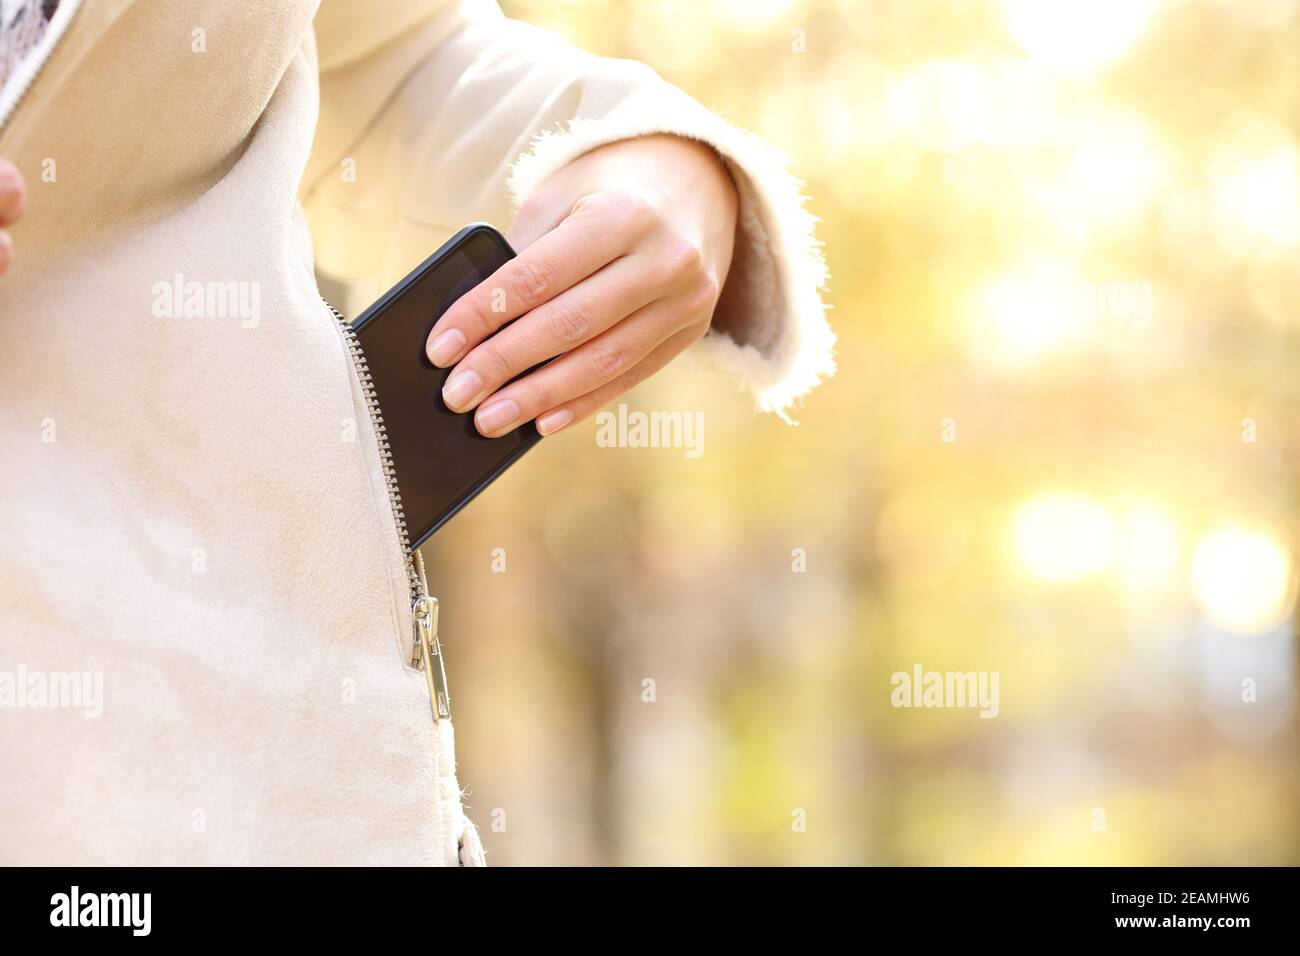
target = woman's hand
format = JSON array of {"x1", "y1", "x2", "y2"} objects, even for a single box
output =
[
  {"x1": 426, "y1": 134, "x2": 738, "y2": 437},
  {"x1": 0, "y1": 158, "x2": 25, "y2": 276}
]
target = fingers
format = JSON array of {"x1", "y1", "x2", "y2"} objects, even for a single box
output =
[
  {"x1": 426, "y1": 196, "x2": 643, "y2": 367},
  {"x1": 440, "y1": 253, "x2": 660, "y2": 414},
  {"x1": 535, "y1": 325, "x2": 704, "y2": 437},
  {"x1": 0, "y1": 159, "x2": 25, "y2": 277},
  {"x1": 470, "y1": 294, "x2": 707, "y2": 438},
  {"x1": 0, "y1": 159, "x2": 24, "y2": 227}
]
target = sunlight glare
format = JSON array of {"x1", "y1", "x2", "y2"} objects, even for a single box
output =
[
  {"x1": 1004, "y1": 0, "x2": 1154, "y2": 75},
  {"x1": 968, "y1": 267, "x2": 1085, "y2": 367},
  {"x1": 1210, "y1": 116, "x2": 1300, "y2": 254},
  {"x1": 1011, "y1": 493, "x2": 1115, "y2": 583},
  {"x1": 1191, "y1": 526, "x2": 1295, "y2": 635}
]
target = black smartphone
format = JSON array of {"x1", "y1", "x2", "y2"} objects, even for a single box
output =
[{"x1": 353, "y1": 223, "x2": 540, "y2": 547}]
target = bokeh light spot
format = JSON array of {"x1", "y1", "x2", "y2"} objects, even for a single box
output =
[
  {"x1": 1010, "y1": 492, "x2": 1115, "y2": 583},
  {"x1": 1191, "y1": 525, "x2": 1295, "y2": 635},
  {"x1": 1210, "y1": 115, "x2": 1300, "y2": 255},
  {"x1": 1004, "y1": 0, "x2": 1153, "y2": 75}
]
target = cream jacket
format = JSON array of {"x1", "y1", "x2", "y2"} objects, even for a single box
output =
[{"x1": 0, "y1": 0, "x2": 832, "y2": 864}]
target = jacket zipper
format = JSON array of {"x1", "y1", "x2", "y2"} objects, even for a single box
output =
[
  {"x1": 0, "y1": 0, "x2": 85, "y2": 133},
  {"x1": 412, "y1": 552, "x2": 452, "y2": 721},
  {"x1": 324, "y1": 298, "x2": 451, "y2": 721}
]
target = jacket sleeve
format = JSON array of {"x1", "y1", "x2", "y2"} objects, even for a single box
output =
[{"x1": 305, "y1": 0, "x2": 833, "y2": 419}]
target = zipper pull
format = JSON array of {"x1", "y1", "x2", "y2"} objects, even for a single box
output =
[
  {"x1": 411, "y1": 550, "x2": 451, "y2": 722},
  {"x1": 413, "y1": 594, "x2": 452, "y2": 721}
]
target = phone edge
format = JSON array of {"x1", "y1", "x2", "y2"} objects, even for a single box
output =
[
  {"x1": 351, "y1": 222, "x2": 513, "y2": 333},
  {"x1": 409, "y1": 429, "x2": 542, "y2": 549}
]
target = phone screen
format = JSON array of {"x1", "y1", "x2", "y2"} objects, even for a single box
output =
[{"x1": 354, "y1": 226, "x2": 538, "y2": 546}]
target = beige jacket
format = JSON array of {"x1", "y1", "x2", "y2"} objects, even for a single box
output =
[{"x1": 0, "y1": 0, "x2": 831, "y2": 864}]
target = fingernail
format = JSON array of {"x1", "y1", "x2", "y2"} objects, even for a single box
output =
[
  {"x1": 442, "y1": 368, "x2": 483, "y2": 410},
  {"x1": 476, "y1": 398, "x2": 520, "y2": 436},
  {"x1": 536, "y1": 408, "x2": 573, "y2": 435},
  {"x1": 427, "y1": 328, "x2": 465, "y2": 366}
]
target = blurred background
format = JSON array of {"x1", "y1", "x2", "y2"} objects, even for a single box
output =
[{"x1": 422, "y1": 0, "x2": 1300, "y2": 864}]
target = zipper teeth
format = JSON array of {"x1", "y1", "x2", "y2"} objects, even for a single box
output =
[
  {"x1": 323, "y1": 298, "x2": 422, "y2": 606},
  {"x1": 0, "y1": 0, "x2": 85, "y2": 133}
]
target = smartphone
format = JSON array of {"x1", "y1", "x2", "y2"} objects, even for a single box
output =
[{"x1": 353, "y1": 223, "x2": 541, "y2": 547}]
